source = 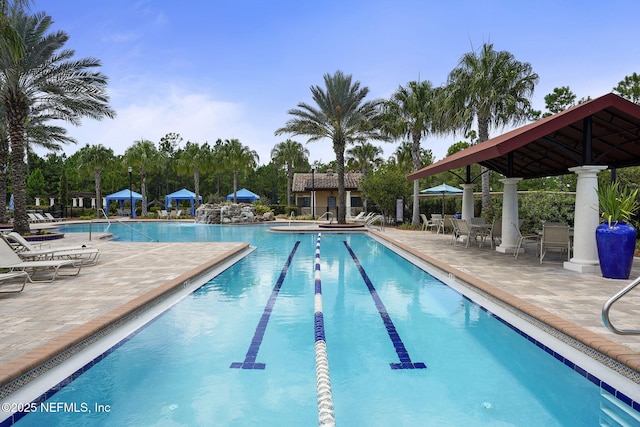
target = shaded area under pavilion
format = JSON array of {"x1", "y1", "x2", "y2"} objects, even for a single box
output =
[{"x1": 408, "y1": 93, "x2": 640, "y2": 273}]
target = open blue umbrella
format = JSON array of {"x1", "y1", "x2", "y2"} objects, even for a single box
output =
[{"x1": 420, "y1": 183, "x2": 463, "y2": 215}]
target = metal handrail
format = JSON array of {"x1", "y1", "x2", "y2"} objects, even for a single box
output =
[
  {"x1": 602, "y1": 275, "x2": 640, "y2": 335},
  {"x1": 365, "y1": 214, "x2": 385, "y2": 231},
  {"x1": 288, "y1": 211, "x2": 295, "y2": 227},
  {"x1": 314, "y1": 211, "x2": 334, "y2": 224},
  {"x1": 89, "y1": 209, "x2": 111, "y2": 240},
  {"x1": 114, "y1": 219, "x2": 158, "y2": 242}
]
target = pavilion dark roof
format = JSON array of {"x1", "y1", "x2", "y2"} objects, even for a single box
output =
[
  {"x1": 292, "y1": 172, "x2": 363, "y2": 192},
  {"x1": 408, "y1": 93, "x2": 640, "y2": 180}
]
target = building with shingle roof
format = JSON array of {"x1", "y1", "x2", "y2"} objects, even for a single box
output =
[{"x1": 291, "y1": 169, "x2": 364, "y2": 219}]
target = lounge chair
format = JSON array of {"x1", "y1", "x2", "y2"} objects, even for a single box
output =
[
  {"x1": 353, "y1": 212, "x2": 374, "y2": 223},
  {"x1": 5, "y1": 232, "x2": 100, "y2": 266},
  {"x1": 34, "y1": 213, "x2": 51, "y2": 222},
  {"x1": 350, "y1": 211, "x2": 366, "y2": 223},
  {"x1": 0, "y1": 237, "x2": 82, "y2": 282},
  {"x1": 0, "y1": 271, "x2": 29, "y2": 294},
  {"x1": 159, "y1": 209, "x2": 169, "y2": 219},
  {"x1": 44, "y1": 213, "x2": 64, "y2": 222},
  {"x1": 27, "y1": 213, "x2": 43, "y2": 223},
  {"x1": 539, "y1": 224, "x2": 571, "y2": 263}
]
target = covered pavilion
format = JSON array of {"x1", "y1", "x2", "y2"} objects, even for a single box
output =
[
  {"x1": 408, "y1": 93, "x2": 640, "y2": 273},
  {"x1": 105, "y1": 189, "x2": 143, "y2": 217},
  {"x1": 165, "y1": 188, "x2": 202, "y2": 216}
]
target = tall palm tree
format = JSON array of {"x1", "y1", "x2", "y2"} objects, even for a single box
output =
[
  {"x1": 76, "y1": 144, "x2": 114, "y2": 213},
  {"x1": 176, "y1": 141, "x2": 211, "y2": 209},
  {"x1": 346, "y1": 142, "x2": 383, "y2": 175},
  {"x1": 383, "y1": 80, "x2": 443, "y2": 226},
  {"x1": 276, "y1": 70, "x2": 386, "y2": 223},
  {"x1": 270, "y1": 139, "x2": 309, "y2": 206},
  {"x1": 124, "y1": 140, "x2": 162, "y2": 216},
  {"x1": 220, "y1": 138, "x2": 259, "y2": 203},
  {"x1": 447, "y1": 43, "x2": 538, "y2": 213},
  {"x1": 0, "y1": 9, "x2": 115, "y2": 234}
]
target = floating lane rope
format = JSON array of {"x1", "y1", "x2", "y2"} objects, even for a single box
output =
[{"x1": 314, "y1": 233, "x2": 336, "y2": 426}]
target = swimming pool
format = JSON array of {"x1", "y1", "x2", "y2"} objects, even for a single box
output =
[{"x1": 2, "y1": 223, "x2": 640, "y2": 425}]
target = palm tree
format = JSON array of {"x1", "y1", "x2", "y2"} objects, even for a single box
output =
[
  {"x1": 270, "y1": 139, "x2": 309, "y2": 206},
  {"x1": 346, "y1": 142, "x2": 383, "y2": 175},
  {"x1": 276, "y1": 70, "x2": 386, "y2": 223},
  {"x1": 124, "y1": 140, "x2": 162, "y2": 216},
  {"x1": 76, "y1": 144, "x2": 114, "y2": 213},
  {"x1": 176, "y1": 141, "x2": 211, "y2": 209},
  {"x1": 220, "y1": 138, "x2": 259, "y2": 203},
  {"x1": 383, "y1": 80, "x2": 443, "y2": 226},
  {"x1": 447, "y1": 43, "x2": 538, "y2": 213},
  {"x1": 0, "y1": 9, "x2": 115, "y2": 234}
]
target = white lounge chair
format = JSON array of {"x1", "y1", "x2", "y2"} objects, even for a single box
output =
[
  {"x1": 5, "y1": 232, "x2": 100, "y2": 266},
  {"x1": 0, "y1": 237, "x2": 82, "y2": 282},
  {"x1": 44, "y1": 213, "x2": 64, "y2": 222},
  {"x1": 0, "y1": 271, "x2": 29, "y2": 293}
]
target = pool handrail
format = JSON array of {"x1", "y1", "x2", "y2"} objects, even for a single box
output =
[
  {"x1": 89, "y1": 209, "x2": 111, "y2": 240},
  {"x1": 602, "y1": 274, "x2": 640, "y2": 335},
  {"x1": 114, "y1": 219, "x2": 159, "y2": 242},
  {"x1": 365, "y1": 214, "x2": 384, "y2": 231},
  {"x1": 314, "y1": 211, "x2": 334, "y2": 224}
]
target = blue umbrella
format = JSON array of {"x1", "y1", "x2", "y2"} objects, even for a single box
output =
[
  {"x1": 420, "y1": 183, "x2": 463, "y2": 215},
  {"x1": 9, "y1": 194, "x2": 13, "y2": 211}
]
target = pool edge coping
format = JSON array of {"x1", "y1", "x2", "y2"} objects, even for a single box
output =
[
  {"x1": 369, "y1": 229, "x2": 640, "y2": 376},
  {"x1": 0, "y1": 242, "x2": 251, "y2": 395}
]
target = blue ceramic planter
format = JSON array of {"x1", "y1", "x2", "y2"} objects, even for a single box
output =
[{"x1": 595, "y1": 221, "x2": 636, "y2": 279}]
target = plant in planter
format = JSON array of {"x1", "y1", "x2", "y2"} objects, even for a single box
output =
[{"x1": 595, "y1": 181, "x2": 639, "y2": 279}]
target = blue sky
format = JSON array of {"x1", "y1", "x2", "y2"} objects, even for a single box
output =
[{"x1": 37, "y1": 0, "x2": 640, "y2": 165}]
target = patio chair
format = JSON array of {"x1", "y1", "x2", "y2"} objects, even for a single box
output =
[
  {"x1": 159, "y1": 209, "x2": 169, "y2": 219},
  {"x1": 429, "y1": 214, "x2": 443, "y2": 233},
  {"x1": 0, "y1": 271, "x2": 29, "y2": 294},
  {"x1": 420, "y1": 214, "x2": 430, "y2": 231},
  {"x1": 512, "y1": 222, "x2": 540, "y2": 259},
  {"x1": 0, "y1": 237, "x2": 82, "y2": 282},
  {"x1": 442, "y1": 214, "x2": 454, "y2": 234},
  {"x1": 489, "y1": 219, "x2": 502, "y2": 250},
  {"x1": 5, "y1": 232, "x2": 100, "y2": 266},
  {"x1": 451, "y1": 218, "x2": 475, "y2": 248},
  {"x1": 539, "y1": 224, "x2": 571, "y2": 264}
]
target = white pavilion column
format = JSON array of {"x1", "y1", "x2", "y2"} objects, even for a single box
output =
[
  {"x1": 35, "y1": 197, "x2": 40, "y2": 206},
  {"x1": 91, "y1": 198, "x2": 96, "y2": 208},
  {"x1": 49, "y1": 197, "x2": 55, "y2": 206},
  {"x1": 72, "y1": 198, "x2": 78, "y2": 207},
  {"x1": 461, "y1": 184, "x2": 475, "y2": 220},
  {"x1": 346, "y1": 190, "x2": 352, "y2": 218},
  {"x1": 564, "y1": 165, "x2": 606, "y2": 273},
  {"x1": 496, "y1": 177, "x2": 522, "y2": 254}
]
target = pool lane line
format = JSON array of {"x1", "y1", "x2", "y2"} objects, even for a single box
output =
[
  {"x1": 343, "y1": 241, "x2": 427, "y2": 370},
  {"x1": 313, "y1": 233, "x2": 336, "y2": 426},
  {"x1": 230, "y1": 241, "x2": 301, "y2": 370}
]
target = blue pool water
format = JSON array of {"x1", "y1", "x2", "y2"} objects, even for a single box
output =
[{"x1": 5, "y1": 223, "x2": 640, "y2": 426}]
